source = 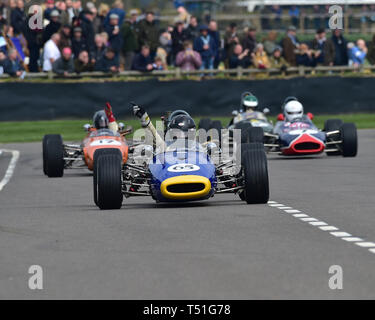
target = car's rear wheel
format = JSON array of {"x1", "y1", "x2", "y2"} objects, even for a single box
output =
[
  {"x1": 235, "y1": 122, "x2": 252, "y2": 144},
  {"x1": 208, "y1": 120, "x2": 222, "y2": 145},
  {"x1": 96, "y1": 149, "x2": 123, "y2": 210},
  {"x1": 241, "y1": 144, "x2": 269, "y2": 204},
  {"x1": 198, "y1": 118, "x2": 212, "y2": 131},
  {"x1": 247, "y1": 127, "x2": 264, "y2": 143},
  {"x1": 324, "y1": 119, "x2": 343, "y2": 156},
  {"x1": 340, "y1": 123, "x2": 358, "y2": 157},
  {"x1": 324, "y1": 119, "x2": 343, "y2": 132},
  {"x1": 43, "y1": 134, "x2": 64, "y2": 177}
]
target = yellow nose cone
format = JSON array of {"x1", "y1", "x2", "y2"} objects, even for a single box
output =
[{"x1": 160, "y1": 175, "x2": 211, "y2": 200}]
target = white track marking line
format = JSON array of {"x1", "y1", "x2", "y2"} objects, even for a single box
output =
[
  {"x1": 0, "y1": 149, "x2": 20, "y2": 192},
  {"x1": 268, "y1": 203, "x2": 285, "y2": 207},
  {"x1": 293, "y1": 213, "x2": 309, "y2": 218},
  {"x1": 355, "y1": 242, "x2": 375, "y2": 248},
  {"x1": 319, "y1": 226, "x2": 338, "y2": 231},
  {"x1": 267, "y1": 201, "x2": 375, "y2": 256},
  {"x1": 300, "y1": 217, "x2": 317, "y2": 222},
  {"x1": 342, "y1": 237, "x2": 363, "y2": 242},
  {"x1": 331, "y1": 232, "x2": 352, "y2": 237},
  {"x1": 285, "y1": 209, "x2": 301, "y2": 213},
  {"x1": 309, "y1": 221, "x2": 328, "y2": 226}
]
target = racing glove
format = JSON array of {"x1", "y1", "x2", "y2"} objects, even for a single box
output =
[
  {"x1": 132, "y1": 102, "x2": 150, "y2": 127},
  {"x1": 105, "y1": 102, "x2": 116, "y2": 123}
]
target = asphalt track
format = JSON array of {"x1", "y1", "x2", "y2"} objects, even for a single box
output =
[{"x1": 0, "y1": 130, "x2": 374, "y2": 299}]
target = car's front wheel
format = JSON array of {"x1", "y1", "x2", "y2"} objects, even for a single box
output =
[
  {"x1": 241, "y1": 143, "x2": 269, "y2": 204},
  {"x1": 43, "y1": 134, "x2": 64, "y2": 177},
  {"x1": 340, "y1": 123, "x2": 358, "y2": 157},
  {"x1": 95, "y1": 148, "x2": 123, "y2": 210}
]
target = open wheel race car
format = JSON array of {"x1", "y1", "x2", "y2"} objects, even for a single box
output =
[
  {"x1": 263, "y1": 117, "x2": 358, "y2": 157},
  {"x1": 93, "y1": 111, "x2": 270, "y2": 210},
  {"x1": 42, "y1": 126, "x2": 131, "y2": 177}
]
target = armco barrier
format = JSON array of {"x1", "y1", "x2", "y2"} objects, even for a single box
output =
[{"x1": 0, "y1": 77, "x2": 374, "y2": 121}]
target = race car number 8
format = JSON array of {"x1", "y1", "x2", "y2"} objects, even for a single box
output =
[{"x1": 167, "y1": 164, "x2": 200, "y2": 172}]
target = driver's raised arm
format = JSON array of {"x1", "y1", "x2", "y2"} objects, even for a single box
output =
[
  {"x1": 104, "y1": 102, "x2": 119, "y2": 133},
  {"x1": 132, "y1": 103, "x2": 166, "y2": 152}
]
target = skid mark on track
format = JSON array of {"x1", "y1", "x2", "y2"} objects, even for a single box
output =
[
  {"x1": 267, "y1": 200, "x2": 375, "y2": 256},
  {"x1": 0, "y1": 149, "x2": 20, "y2": 192}
]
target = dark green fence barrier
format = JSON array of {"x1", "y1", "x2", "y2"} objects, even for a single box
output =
[{"x1": 0, "y1": 77, "x2": 374, "y2": 121}]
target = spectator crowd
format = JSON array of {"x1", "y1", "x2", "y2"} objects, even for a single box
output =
[{"x1": 0, "y1": 1, "x2": 375, "y2": 78}]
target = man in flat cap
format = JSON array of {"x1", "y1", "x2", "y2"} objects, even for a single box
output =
[
  {"x1": 105, "y1": 13, "x2": 123, "y2": 55},
  {"x1": 282, "y1": 25, "x2": 300, "y2": 66},
  {"x1": 43, "y1": 10, "x2": 61, "y2": 44}
]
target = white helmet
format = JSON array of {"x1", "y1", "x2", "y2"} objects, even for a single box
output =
[{"x1": 284, "y1": 100, "x2": 304, "y2": 122}]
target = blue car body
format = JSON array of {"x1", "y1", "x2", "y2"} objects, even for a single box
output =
[{"x1": 149, "y1": 149, "x2": 217, "y2": 202}]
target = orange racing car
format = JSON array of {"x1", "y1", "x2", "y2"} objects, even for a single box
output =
[{"x1": 42, "y1": 103, "x2": 131, "y2": 177}]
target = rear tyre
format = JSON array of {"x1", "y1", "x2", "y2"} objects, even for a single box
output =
[
  {"x1": 234, "y1": 122, "x2": 252, "y2": 144},
  {"x1": 324, "y1": 119, "x2": 343, "y2": 132},
  {"x1": 208, "y1": 120, "x2": 222, "y2": 145},
  {"x1": 198, "y1": 118, "x2": 212, "y2": 131},
  {"x1": 241, "y1": 146, "x2": 269, "y2": 204},
  {"x1": 42, "y1": 135, "x2": 50, "y2": 175},
  {"x1": 340, "y1": 123, "x2": 358, "y2": 157},
  {"x1": 247, "y1": 127, "x2": 264, "y2": 143},
  {"x1": 44, "y1": 134, "x2": 64, "y2": 177},
  {"x1": 96, "y1": 149, "x2": 123, "y2": 210},
  {"x1": 324, "y1": 119, "x2": 344, "y2": 156}
]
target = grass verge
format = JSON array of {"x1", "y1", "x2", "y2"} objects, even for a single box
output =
[{"x1": 0, "y1": 113, "x2": 374, "y2": 144}]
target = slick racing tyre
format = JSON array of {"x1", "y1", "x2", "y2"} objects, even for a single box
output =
[
  {"x1": 241, "y1": 145, "x2": 269, "y2": 204},
  {"x1": 96, "y1": 148, "x2": 123, "y2": 210},
  {"x1": 340, "y1": 123, "x2": 358, "y2": 157},
  {"x1": 234, "y1": 122, "x2": 252, "y2": 144},
  {"x1": 198, "y1": 118, "x2": 212, "y2": 131},
  {"x1": 324, "y1": 119, "x2": 343, "y2": 156},
  {"x1": 324, "y1": 119, "x2": 343, "y2": 132},
  {"x1": 93, "y1": 148, "x2": 121, "y2": 206},
  {"x1": 208, "y1": 120, "x2": 223, "y2": 145},
  {"x1": 247, "y1": 127, "x2": 264, "y2": 143},
  {"x1": 239, "y1": 143, "x2": 265, "y2": 201},
  {"x1": 42, "y1": 135, "x2": 50, "y2": 175},
  {"x1": 43, "y1": 134, "x2": 64, "y2": 177}
]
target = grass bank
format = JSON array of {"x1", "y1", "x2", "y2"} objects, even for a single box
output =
[{"x1": 0, "y1": 113, "x2": 374, "y2": 144}]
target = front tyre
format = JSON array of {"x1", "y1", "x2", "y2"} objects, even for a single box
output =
[
  {"x1": 96, "y1": 149, "x2": 123, "y2": 210},
  {"x1": 43, "y1": 134, "x2": 64, "y2": 177},
  {"x1": 241, "y1": 145, "x2": 269, "y2": 204},
  {"x1": 340, "y1": 123, "x2": 358, "y2": 157}
]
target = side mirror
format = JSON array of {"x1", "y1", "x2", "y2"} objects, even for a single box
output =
[
  {"x1": 263, "y1": 108, "x2": 270, "y2": 115},
  {"x1": 307, "y1": 112, "x2": 314, "y2": 120},
  {"x1": 232, "y1": 110, "x2": 239, "y2": 117},
  {"x1": 83, "y1": 124, "x2": 91, "y2": 132},
  {"x1": 118, "y1": 122, "x2": 125, "y2": 130}
]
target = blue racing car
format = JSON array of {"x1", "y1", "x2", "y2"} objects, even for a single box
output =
[{"x1": 93, "y1": 108, "x2": 270, "y2": 209}]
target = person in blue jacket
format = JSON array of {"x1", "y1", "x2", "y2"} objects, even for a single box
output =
[
  {"x1": 193, "y1": 24, "x2": 216, "y2": 70},
  {"x1": 103, "y1": 0, "x2": 125, "y2": 28},
  {"x1": 348, "y1": 39, "x2": 368, "y2": 67}
]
